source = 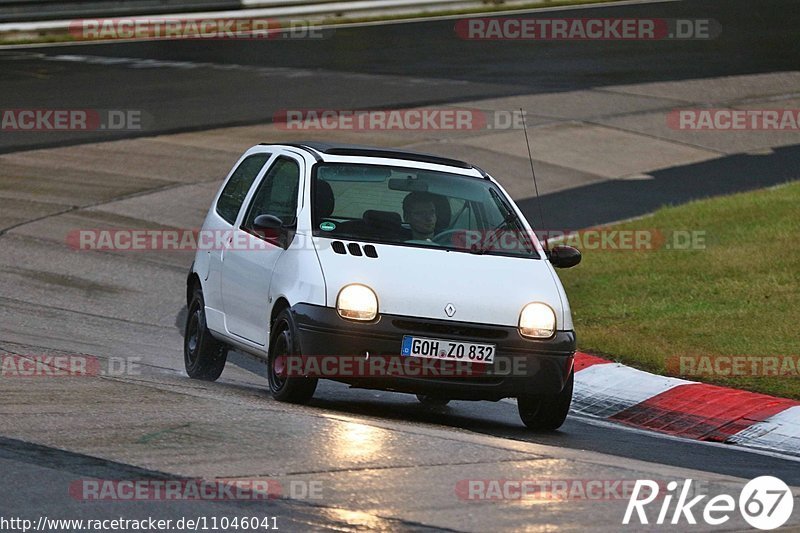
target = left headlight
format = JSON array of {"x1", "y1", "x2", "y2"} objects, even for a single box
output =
[
  {"x1": 337, "y1": 284, "x2": 378, "y2": 321},
  {"x1": 518, "y1": 302, "x2": 556, "y2": 339}
]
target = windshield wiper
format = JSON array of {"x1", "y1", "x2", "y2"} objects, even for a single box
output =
[
  {"x1": 469, "y1": 212, "x2": 517, "y2": 254},
  {"x1": 469, "y1": 190, "x2": 519, "y2": 254}
]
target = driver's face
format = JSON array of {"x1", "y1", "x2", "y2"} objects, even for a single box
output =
[{"x1": 406, "y1": 201, "x2": 437, "y2": 235}]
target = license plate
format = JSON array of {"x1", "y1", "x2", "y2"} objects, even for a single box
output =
[{"x1": 401, "y1": 335, "x2": 495, "y2": 364}]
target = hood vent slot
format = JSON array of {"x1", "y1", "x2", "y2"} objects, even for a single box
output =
[{"x1": 330, "y1": 241, "x2": 378, "y2": 258}]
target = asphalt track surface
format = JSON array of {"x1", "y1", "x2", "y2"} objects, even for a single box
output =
[
  {"x1": 1, "y1": 0, "x2": 800, "y2": 529},
  {"x1": 2, "y1": 0, "x2": 800, "y2": 154}
]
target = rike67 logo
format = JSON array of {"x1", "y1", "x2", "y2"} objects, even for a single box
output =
[{"x1": 624, "y1": 476, "x2": 795, "y2": 530}]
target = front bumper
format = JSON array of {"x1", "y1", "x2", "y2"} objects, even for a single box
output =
[{"x1": 290, "y1": 303, "x2": 575, "y2": 400}]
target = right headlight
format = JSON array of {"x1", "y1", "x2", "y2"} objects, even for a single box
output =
[
  {"x1": 518, "y1": 302, "x2": 556, "y2": 339},
  {"x1": 336, "y1": 284, "x2": 379, "y2": 321}
]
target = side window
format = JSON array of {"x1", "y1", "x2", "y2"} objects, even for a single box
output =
[
  {"x1": 242, "y1": 157, "x2": 301, "y2": 230},
  {"x1": 215, "y1": 153, "x2": 270, "y2": 225}
]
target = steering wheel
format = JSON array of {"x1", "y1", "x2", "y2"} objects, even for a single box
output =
[{"x1": 431, "y1": 228, "x2": 463, "y2": 245}]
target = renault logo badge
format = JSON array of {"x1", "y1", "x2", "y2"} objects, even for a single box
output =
[{"x1": 444, "y1": 303, "x2": 456, "y2": 317}]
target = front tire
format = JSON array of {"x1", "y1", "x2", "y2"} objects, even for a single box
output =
[
  {"x1": 517, "y1": 370, "x2": 573, "y2": 430},
  {"x1": 268, "y1": 309, "x2": 317, "y2": 404},
  {"x1": 184, "y1": 287, "x2": 228, "y2": 381}
]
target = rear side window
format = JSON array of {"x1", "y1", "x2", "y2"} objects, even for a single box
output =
[
  {"x1": 242, "y1": 157, "x2": 301, "y2": 230},
  {"x1": 216, "y1": 153, "x2": 270, "y2": 224}
]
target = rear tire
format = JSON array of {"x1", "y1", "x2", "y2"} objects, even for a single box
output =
[
  {"x1": 184, "y1": 287, "x2": 228, "y2": 381},
  {"x1": 416, "y1": 394, "x2": 450, "y2": 407},
  {"x1": 517, "y1": 370, "x2": 573, "y2": 431},
  {"x1": 268, "y1": 309, "x2": 317, "y2": 404}
]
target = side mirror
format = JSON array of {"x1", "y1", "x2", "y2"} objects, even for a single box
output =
[
  {"x1": 251, "y1": 214, "x2": 295, "y2": 249},
  {"x1": 252, "y1": 214, "x2": 283, "y2": 232},
  {"x1": 547, "y1": 245, "x2": 581, "y2": 268}
]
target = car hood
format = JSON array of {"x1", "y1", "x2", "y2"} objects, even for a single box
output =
[{"x1": 313, "y1": 238, "x2": 566, "y2": 329}]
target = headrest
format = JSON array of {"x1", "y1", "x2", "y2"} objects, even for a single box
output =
[
  {"x1": 363, "y1": 210, "x2": 402, "y2": 227},
  {"x1": 315, "y1": 180, "x2": 335, "y2": 219},
  {"x1": 432, "y1": 195, "x2": 451, "y2": 233}
]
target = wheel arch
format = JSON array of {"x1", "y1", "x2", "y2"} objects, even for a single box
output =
[
  {"x1": 187, "y1": 271, "x2": 202, "y2": 306},
  {"x1": 270, "y1": 297, "x2": 291, "y2": 331}
]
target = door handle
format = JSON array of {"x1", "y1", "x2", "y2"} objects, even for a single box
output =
[{"x1": 221, "y1": 234, "x2": 233, "y2": 260}]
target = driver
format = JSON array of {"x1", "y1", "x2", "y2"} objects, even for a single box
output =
[{"x1": 402, "y1": 191, "x2": 438, "y2": 242}]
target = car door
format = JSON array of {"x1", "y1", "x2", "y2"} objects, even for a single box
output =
[
  {"x1": 203, "y1": 151, "x2": 273, "y2": 317},
  {"x1": 220, "y1": 153, "x2": 303, "y2": 346}
]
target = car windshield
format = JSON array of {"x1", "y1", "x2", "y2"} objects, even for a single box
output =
[{"x1": 312, "y1": 163, "x2": 539, "y2": 259}]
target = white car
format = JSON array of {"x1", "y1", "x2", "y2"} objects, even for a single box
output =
[{"x1": 185, "y1": 142, "x2": 581, "y2": 429}]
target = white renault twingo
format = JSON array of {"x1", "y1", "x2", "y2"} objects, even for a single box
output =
[{"x1": 185, "y1": 142, "x2": 581, "y2": 429}]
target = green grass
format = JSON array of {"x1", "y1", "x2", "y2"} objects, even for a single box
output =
[{"x1": 557, "y1": 181, "x2": 800, "y2": 399}]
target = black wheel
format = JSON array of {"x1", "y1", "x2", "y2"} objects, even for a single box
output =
[
  {"x1": 517, "y1": 370, "x2": 573, "y2": 430},
  {"x1": 416, "y1": 394, "x2": 450, "y2": 407},
  {"x1": 184, "y1": 286, "x2": 228, "y2": 381},
  {"x1": 268, "y1": 309, "x2": 317, "y2": 404}
]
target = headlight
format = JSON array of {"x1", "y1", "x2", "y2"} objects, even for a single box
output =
[
  {"x1": 337, "y1": 284, "x2": 378, "y2": 321},
  {"x1": 519, "y1": 302, "x2": 556, "y2": 339}
]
